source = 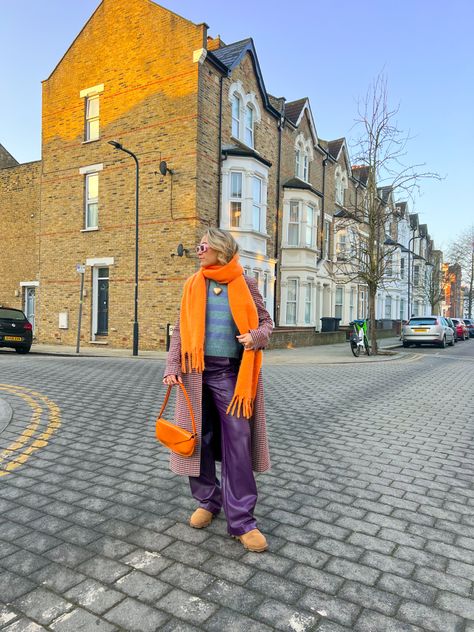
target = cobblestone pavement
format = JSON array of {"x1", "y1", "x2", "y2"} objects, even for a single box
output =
[{"x1": 0, "y1": 345, "x2": 473, "y2": 632}]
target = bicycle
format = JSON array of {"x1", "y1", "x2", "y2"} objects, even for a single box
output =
[{"x1": 349, "y1": 319, "x2": 370, "y2": 357}]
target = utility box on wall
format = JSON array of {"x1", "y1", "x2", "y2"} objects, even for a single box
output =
[{"x1": 59, "y1": 312, "x2": 68, "y2": 329}]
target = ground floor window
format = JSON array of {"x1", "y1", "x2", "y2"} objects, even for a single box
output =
[
  {"x1": 349, "y1": 288, "x2": 355, "y2": 323},
  {"x1": 400, "y1": 298, "x2": 405, "y2": 320},
  {"x1": 385, "y1": 296, "x2": 392, "y2": 319},
  {"x1": 335, "y1": 286, "x2": 343, "y2": 319},
  {"x1": 304, "y1": 282, "x2": 313, "y2": 324},
  {"x1": 286, "y1": 279, "x2": 298, "y2": 325}
]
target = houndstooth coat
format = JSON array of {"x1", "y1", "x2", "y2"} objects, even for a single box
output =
[{"x1": 163, "y1": 275, "x2": 273, "y2": 477}]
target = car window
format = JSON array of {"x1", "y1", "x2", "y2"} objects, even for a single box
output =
[
  {"x1": 408, "y1": 318, "x2": 437, "y2": 326},
  {"x1": 452, "y1": 319, "x2": 459, "y2": 324},
  {"x1": 0, "y1": 308, "x2": 26, "y2": 321}
]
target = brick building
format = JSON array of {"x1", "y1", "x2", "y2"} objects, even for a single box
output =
[{"x1": 0, "y1": 0, "x2": 444, "y2": 349}]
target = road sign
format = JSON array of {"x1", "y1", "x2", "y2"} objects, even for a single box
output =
[{"x1": 76, "y1": 264, "x2": 86, "y2": 274}]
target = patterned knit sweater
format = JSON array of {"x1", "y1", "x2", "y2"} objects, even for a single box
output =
[{"x1": 204, "y1": 280, "x2": 240, "y2": 358}]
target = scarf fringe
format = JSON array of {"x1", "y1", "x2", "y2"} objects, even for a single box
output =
[
  {"x1": 227, "y1": 393, "x2": 254, "y2": 420},
  {"x1": 181, "y1": 349, "x2": 205, "y2": 374}
]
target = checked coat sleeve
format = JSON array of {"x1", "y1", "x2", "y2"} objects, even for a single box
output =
[{"x1": 245, "y1": 276, "x2": 274, "y2": 349}]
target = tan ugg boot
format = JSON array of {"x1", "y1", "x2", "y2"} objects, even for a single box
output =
[
  {"x1": 189, "y1": 508, "x2": 214, "y2": 529},
  {"x1": 235, "y1": 528, "x2": 268, "y2": 552}
]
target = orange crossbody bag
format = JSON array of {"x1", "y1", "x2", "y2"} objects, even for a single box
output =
[{"x1": 155, "y1": 382, "x2": 197, "y2": 457}]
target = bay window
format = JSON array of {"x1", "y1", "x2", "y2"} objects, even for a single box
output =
[
  {"x1": 286, "y1": 279, "x2": 298, "y2": 325},
  {"x1": 288, "y1": 202, "x2": 300, "y2": 246},
  {"x1": 252, "y1": 176, "x2": 262, "y2": 231},
  {"x1": 230, "y1": 172, "x2": 242, "y2": 227}
]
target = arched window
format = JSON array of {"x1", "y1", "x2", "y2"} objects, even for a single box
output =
[
  {"x1": 231, "y1": 93, "x2": 241, "y2": 138},
  {"x1": 245, "y1": 105, "x2": 254, "y2": 147},
  {"x1": 294, "y1": 133, "x2": 313, "y2": 182}
]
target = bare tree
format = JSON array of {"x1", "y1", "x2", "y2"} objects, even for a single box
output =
[
  {"x1": 447, "y1": 225, "x2": 474, "y2": 317},
  {"x1": 422, "y1": 253, "x2": 446, "y2": 314},
  {"x1": 337, "y1": 74, "x2": 440, "y2": 353}
]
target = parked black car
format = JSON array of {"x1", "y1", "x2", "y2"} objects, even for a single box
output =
[
  {"x1": 463, "y1": 318, "x2": 474, "y2": 338},
  {"x1": 0, "y1": 307, "x2": 33, "y2": 353}
]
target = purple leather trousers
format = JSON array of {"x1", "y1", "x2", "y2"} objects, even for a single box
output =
[{"x1": 189, "y1": 356, "x2": 258, "y2": 536}]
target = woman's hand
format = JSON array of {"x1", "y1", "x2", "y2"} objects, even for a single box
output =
[
  {"x1": 236, "y1": 333, "x2": 255, "y2": 351},
  {"x1": 163, "y1": 374, "x2": 183, "y2": 386}
]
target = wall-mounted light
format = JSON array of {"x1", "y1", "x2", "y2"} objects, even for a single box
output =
[
  {"x1": 159, "y1": 160, "x2": 174, "y2": 176},
  {"x1": 171, "y1": 243, "x2": 190, "y2": 258}
]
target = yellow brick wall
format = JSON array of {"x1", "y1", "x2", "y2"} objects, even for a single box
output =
[
  {"x1": 0, "y1": 162, "x2": 41, "y2": 311},
  {"x1": 38, "y1": 0, "x2": 206, "y2": 349}
]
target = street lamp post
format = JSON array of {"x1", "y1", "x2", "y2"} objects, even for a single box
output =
[{"x1": 108, "y1": 141, "x2": 140, "y2": 356}]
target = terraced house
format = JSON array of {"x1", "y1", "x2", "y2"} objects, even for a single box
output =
[{"x1": 0, "y1": 0, "x2": 443, "y2": 350}]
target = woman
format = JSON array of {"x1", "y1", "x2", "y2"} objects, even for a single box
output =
[{"x1": 163, "y1": 228, "x2": 273, "y2": 552}]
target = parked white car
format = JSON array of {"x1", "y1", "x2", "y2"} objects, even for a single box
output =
[{"x1": 402, "y1": 316, "x2": 455, "y2": 348}]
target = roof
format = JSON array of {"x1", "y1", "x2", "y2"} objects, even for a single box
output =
[
  {"x1": 352, "y1": 165, "x2": 369, "y2": 186},
  {"x1": 268, "y1": 94, "x2": 285, "y2": 113},
  {"x1": 208, "y1": 38, "x2": 279, "y2": 118},
  {"x1": 211, "y1": 37, "x2": 253, "y2": 68},
  {"x1": 326, "y1": 138, "x2": 344, "y2": 160},
  {"x1": 378, "y1": 186, "x2": 393, "y2": 203},
  {"x1": 222, "y1": 143, "x2": 272, "y2": 167},
  {"x1": 285, "y1": 98, "x2": 307, "y2": 125},
  {"x1": 0, "y1": 143, "x2": 19, "y2": 169},
  {"x1": 282, "y1": 177, "x2": 323, "y2": 197}
]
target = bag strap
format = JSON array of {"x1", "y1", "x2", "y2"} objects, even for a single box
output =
[{"x1": 158, "y1": 382, "x2": 197, "y2": 436}]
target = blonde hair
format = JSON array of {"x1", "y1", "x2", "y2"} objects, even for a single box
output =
[{"x1": 203, "y1": 228, "x2": 239, "y2": 265}]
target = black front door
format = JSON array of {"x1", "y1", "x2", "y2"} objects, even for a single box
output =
[{"x1": 97, "y1": 268, "x2": 109, "y2": 335}]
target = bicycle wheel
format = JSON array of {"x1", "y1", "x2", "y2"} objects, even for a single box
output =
[
  {"x1": 364, "y1": 336, "x2": 370, "y2": 356},
  {"x1": 351, "y1": 341, "x2": 361, "y2": 357}
]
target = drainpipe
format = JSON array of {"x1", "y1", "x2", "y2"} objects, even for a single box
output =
[
  {"x1": 320, "y1": 151, "x2": 329, "y2": 256},
  {"x1": 273, "y1": 108, "x2": 285, "y2": 325},
  {"x1": 216, "y1": 74, "x2": 224, "y2": 225}
]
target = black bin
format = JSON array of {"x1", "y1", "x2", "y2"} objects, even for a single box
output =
[{"x1": 320, "y1": 317, "x2": 337, "y2": 332}]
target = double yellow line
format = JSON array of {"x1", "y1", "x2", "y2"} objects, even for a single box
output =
[{"x1": 0, "y1": 384, "x2": 61, "y2": 477}]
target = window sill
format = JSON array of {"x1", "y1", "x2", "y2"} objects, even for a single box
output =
[
  {"x1": 229, "y1": 227, "x2": 270, "y2": 239},
  {"x1": 88, "y1": 340, "x2": 108, "y2": 345},
  {"x1": 82, "y1": 139, "x2": 100, "y2": 145},
  {"x1": 230, "y1": 135, "x2": 255, "y2": 151},
  {"x1": 81, "y1": 227, "x2": 99, "y2": 232}
]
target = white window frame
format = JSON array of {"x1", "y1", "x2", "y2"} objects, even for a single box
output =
[
  {"x1": 286, "y1": 279, "x2": 298, "y2": 325},
  {"x1": 252, "y1": 176, "x2": 263, "y2": 232},
  {"x1": 414, "y1": 264, "x2": 420, "y2": 287},
  {"x1": 288, "y1": 201, "x2": 300, "y2": 246},
  {"x1": 294, "y1": 133, "x2": 313, "y2": 182},
  {"x1": 228, "y1": 81, "x2": 261, "y2": 148},
  {"x1": 263, "y1": 272, "x2": 269, "y2": 308},
  {"x1": 231, "y1": 93, "x2": 241, "y2": 139},
  {"x1": 324, "y1": 219, "x2": 331, "y2": 259},
  {"x1": 85, "y1": 95, "x2": 100, "y2": 142},
  {"x1": 245, "y1": 105, "x2": 254, "y2": 148},
  {"x1": 385, "y1": 296, "x2": 392, "y2": 318},
  {"x1": 349, "y1": 287, "x2": 355, "y2": 322},
  {"x1": 335, "y1": 286, "x2": 344, "y2": 319},
  {"x1": 229, "y1": 171, "x2": 243, "y2": 228},
  {"x1": 84, "y1": 172, "x2": 99, "y2": 229},
  {"x1": 304, "y1": 204, "x2": 316, "y2": 248},
  {"x1": 220, "y1": 156, "x2": 269, "y2": 235},
  {"x1": 304, "y1": 281, "x2": 313, "y2": 324}
]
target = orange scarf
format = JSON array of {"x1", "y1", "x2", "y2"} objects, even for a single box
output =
[{"x1": 180, "y1": 255, "x2": 262, "y2": 419}]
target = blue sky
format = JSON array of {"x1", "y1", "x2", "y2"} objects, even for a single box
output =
[{"x1": 1, "y1": 0, "x2": 472, "y2": 250}]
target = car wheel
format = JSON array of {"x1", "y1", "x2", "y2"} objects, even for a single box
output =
[
  {"x1": 402, "y1": 341, "x2": 410, "y2": 348},
  {"x1": 15, "y1": 346, "x2": 31, "y2": 354},
  {"x1": 448, "y1": 336, "x2": 454, "y2": 347},
  {"x1": 439, "y1": 337, "x2": 446, "y2": 349}
]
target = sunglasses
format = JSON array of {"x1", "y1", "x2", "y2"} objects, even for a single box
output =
[{"x1": 196, "y1": 243, "x2": 209, "y2": 254}]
